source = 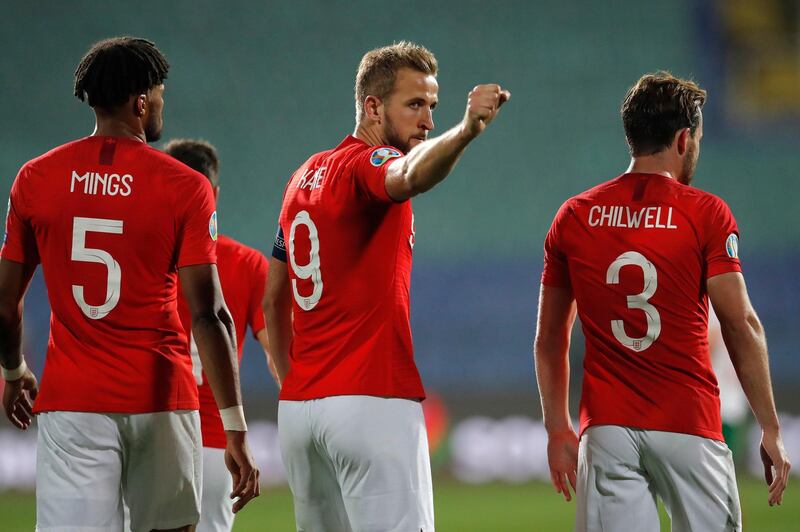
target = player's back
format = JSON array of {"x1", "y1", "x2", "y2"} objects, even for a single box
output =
[
  {"x1": 277, "y1": 136, "x2": 423, "y2": 401},
  {"x1": 215, "y1": 235, "x2": 267, "y2": 357},
  {"x1": 543, "y1": 172, "x2": 741, "y2": 440},
  {"x1": 4, "y1": 136, "x2": 217, "y2": 414}
]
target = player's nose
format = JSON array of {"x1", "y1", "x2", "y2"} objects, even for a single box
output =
[{"x1": 421, "y1": 108, "x2": 434, "y2": 131}]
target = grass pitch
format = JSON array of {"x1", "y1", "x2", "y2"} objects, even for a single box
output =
[{"x1": 1, "y1": 477, "x2": 796, "y2": 531}]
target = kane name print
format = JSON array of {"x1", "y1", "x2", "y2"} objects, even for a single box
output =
[
  {"x1": 296, "y1": 166, "x2": 326, "y2": 191},
  {"x1": 71, "y1": 170, "x2": 133, "y2": 197},
  {"x1": 588, "y1": 205, "x2": 677, "y2": 229}
]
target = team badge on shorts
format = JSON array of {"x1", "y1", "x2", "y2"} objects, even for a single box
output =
[
  {"x1": 370, "y1": 147, "x2": 402, "y2": 167},
  {"x1": 209, "y1": 211, "x2": 218, "y2": 241},
  {"x1": 725, "y1": 233, "x2": 738, "y2": 258}
]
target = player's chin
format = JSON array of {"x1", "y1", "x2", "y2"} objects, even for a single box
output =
[
  {"x1": 145, "y1": 129, "x2": 162, "y2": 143},
  {"x1": 145, "y1": 121, "x2": 163, "y2": 143}
]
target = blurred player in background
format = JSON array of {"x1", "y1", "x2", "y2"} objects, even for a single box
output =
[
  {"x1": 0, "y1": 37, "x2": 259, "y2": 531},
  {"x1": 164, "y1": 138, "x2": 274, "y2": 532},
  {"x1": 264, "y1": 41, "x2": 509, "y2": 531},
  {"x1": 534, "y1": 72, "x2": 790, "y2": 532}
]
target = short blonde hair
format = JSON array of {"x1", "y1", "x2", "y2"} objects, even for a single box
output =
[{"x1": 354, "y1": 41, "x2": 438, "y2": 120}]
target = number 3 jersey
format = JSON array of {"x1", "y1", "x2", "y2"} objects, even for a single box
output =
[
  {"x1": 274, "y1": 135, "x2": 424, "y2": 401},
  {"x1": 541, "y1": 173, "x2": 742, "y2": 441},
  {"x1": 1, "y1": 136, "x2": 217, "y2": 414}
]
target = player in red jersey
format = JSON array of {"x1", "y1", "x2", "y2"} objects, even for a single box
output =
[
  {"x1": 0, "y1": 37, "x2": 258, "y2": 531},
  {"x1": 534, "y1": 72, "x2": 790, "y2": 531},
  {"x1": 164, "y1": 138, "x2": 273, "y2": 532},
  {"x1": 264, "y1": 41, "x2": 509, "y2": 530}
]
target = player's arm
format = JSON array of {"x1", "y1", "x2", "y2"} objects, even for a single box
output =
[
  {"x1": 0, "y1": 258, "x2": 38, "y2": 430},
  {"x1": 180, "y1": 264, "x2": 241, "y2": 408},
  {"x1": 534, "y1": 283, "x2": 578, "y2": 502},
  {"x1": 179, "y1": 263, "x2": 260, "y2": 511},
  {"x1": 384, "y1": 84, "x2": 510, "y2": 201},
  {"x1": 255, "y1": 328, "x2": 280, "y2": 388},
  {"x1": 263, "y1": 258, "x2": 291, "y2": 386},
  {"x1": 708, "y1": 272, "x2": 790, "y2": 506}
]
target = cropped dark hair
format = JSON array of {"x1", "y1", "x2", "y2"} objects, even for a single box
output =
[
  {"x1": 355, "y1": 41, "x2": 438, "y2": 120},
  {"x1": 163, "y1": 139, "x2": 220, "y2": 187},
  {"x1": 621, "y1": 71, "x2": 706, "y2": 156},
  {"x1": 74, "y1": 37, "x2": 169, "y2": 109}
]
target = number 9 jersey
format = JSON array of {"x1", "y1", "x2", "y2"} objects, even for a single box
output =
[
  {"x1": 541, "y1": 173, "x2": 741, "y2": 441},
  {"x1": 1, "y1": 136, "x2": 217, "y2": 414},
  {"x1": 273, "y1": 136, "x2": 424, "y2": 401}
]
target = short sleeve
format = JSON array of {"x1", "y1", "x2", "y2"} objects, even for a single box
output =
[
  {"x1": 1, "y1": 166, "x2": 40, "y2": 265},
  {"x1": 541, "y1": 201, "x2": 572, "y2": 288},
  {"x1": 348, "y1": 145, "x2": 405, "y2": 203},
  {"x1": 248, "y1": 252, "x2": 268, "y2": 337},
  {"x1": 176, "y1": 175, "x2": 217, "y2": 268},
  {"x1": 702, "y1": 195, "x2": 742, "y2": 279}
]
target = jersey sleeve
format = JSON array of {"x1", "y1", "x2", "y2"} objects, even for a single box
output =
[
  {"x1": 1, "y1": 165, "x2": 40, "y2": 265},
  {"x1": 248, "y1": 252, "x2": 268, "y2": 337},
  {"x1": 271, "y1": 226, "x2": 287, "y2": 262},
  {"x1": 702, "y1": 195, "x2": 742, "y2": 279},
  {"x1": 541, "y1": 200, "x2": 572, "y2": 288},
  {"x1": 176, "y1": 174, "x2": 217, "y2": 268},
  {"x1": 348, "y1": 145, "x2": 405, "y2": 203}
]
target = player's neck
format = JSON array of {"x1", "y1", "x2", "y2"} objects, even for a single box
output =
[
  {"x1": 626, "y1": 157, "x2": 675, "y2": 180},
  {"x1": 353, "y1": 122, "x2": 385, "y2": 147},
  {"x1": 91, "y1": 116, "x2": 146, "y2": 143}
]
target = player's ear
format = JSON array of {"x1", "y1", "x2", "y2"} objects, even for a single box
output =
[
  {"x1": 134, "y1": 94, "x2": 146, "y2": 117},
  {"x1": 675, "y1": 127, "x2": 689, "y2": 156},
  {"x1": 363, "y1": 95, "x2": 383, "y2": 124}
]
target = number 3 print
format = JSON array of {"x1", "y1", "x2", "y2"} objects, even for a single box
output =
[{"x1": 605, "y1": 251, "x2": 661, "y2": 352}]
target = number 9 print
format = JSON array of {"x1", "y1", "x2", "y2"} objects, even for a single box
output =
[{"x1": 288, "y1": 210, "x2": 323, "y2": 311}]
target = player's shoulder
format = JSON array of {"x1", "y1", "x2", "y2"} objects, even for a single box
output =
[
  {"x1": 217, "y1": 234, "x2": 267, "y2": 266},
  {"x1": 147, "y1": 146, "x2": 205, "y2": 180},
  {"x1": 330, "y1": 135, "x2": 402, "y2": 167},
  {"x1": 555, "y1": 177, "x2": 619, "y2": 215},
  {"x1": 684, "y1": 185, "x2": 729, "y2": 209},
  {"x1": 668, "y1": 179, "x2": 732, "y2": 216},
  {"x1": 299, "y1": 141, "x2": 340, "y2": 169},
  {"x1": 148, "y1": 150, "x2": 212, "y2": 197},
  {"x1": 19, "y1": 137, "x2": 93, "y2": 176}
]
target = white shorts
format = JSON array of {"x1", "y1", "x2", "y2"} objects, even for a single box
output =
[
  {"x1": 576, "y1": 425, "x2": 742, "y2": 532},
  {"x1": 196, "y1": 447, "x2": 234, "y2": 532},
  {"x1": 279, "y1": 396, "x2": 435, "y2": 532},
  {"x1": 36, "y1": 410, "x2": 202, "y2": 532}
]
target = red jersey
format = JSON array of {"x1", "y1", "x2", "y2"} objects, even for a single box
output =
[
  {"x1": 1, "y1": 136, "x2": 217, "y2": 414},
  {"x1": 541, "y1": 173, "x2": 742, "y2": 441},
  {"x1": 274, "y1": 135, "x2": 424, "y2": 400},
  {"x1": 177, "y1": 234, "x2": 268, "y2": 448}
]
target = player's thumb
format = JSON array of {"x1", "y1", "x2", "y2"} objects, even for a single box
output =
[
  {"x1": 498, "y1": 90, "x2": 511, "y2": 108},
  {"x1": 26, "y1": 378, "x2": 38, "y2": 400}
]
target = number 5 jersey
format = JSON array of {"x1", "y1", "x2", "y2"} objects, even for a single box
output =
[
  {"x1": 273, "y1": 135, "x2": 424, "y2": 401},
  {"x1": 541, "y1": 172, "x2": 742, "y2": 441},
  {"x1": 1, "y1": 136, "x2": 217, "y2": 414}
]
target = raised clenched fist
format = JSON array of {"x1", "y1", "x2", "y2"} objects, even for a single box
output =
[{"x1": 463, "y1": 84, "x2": 511, "y2": 137}]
